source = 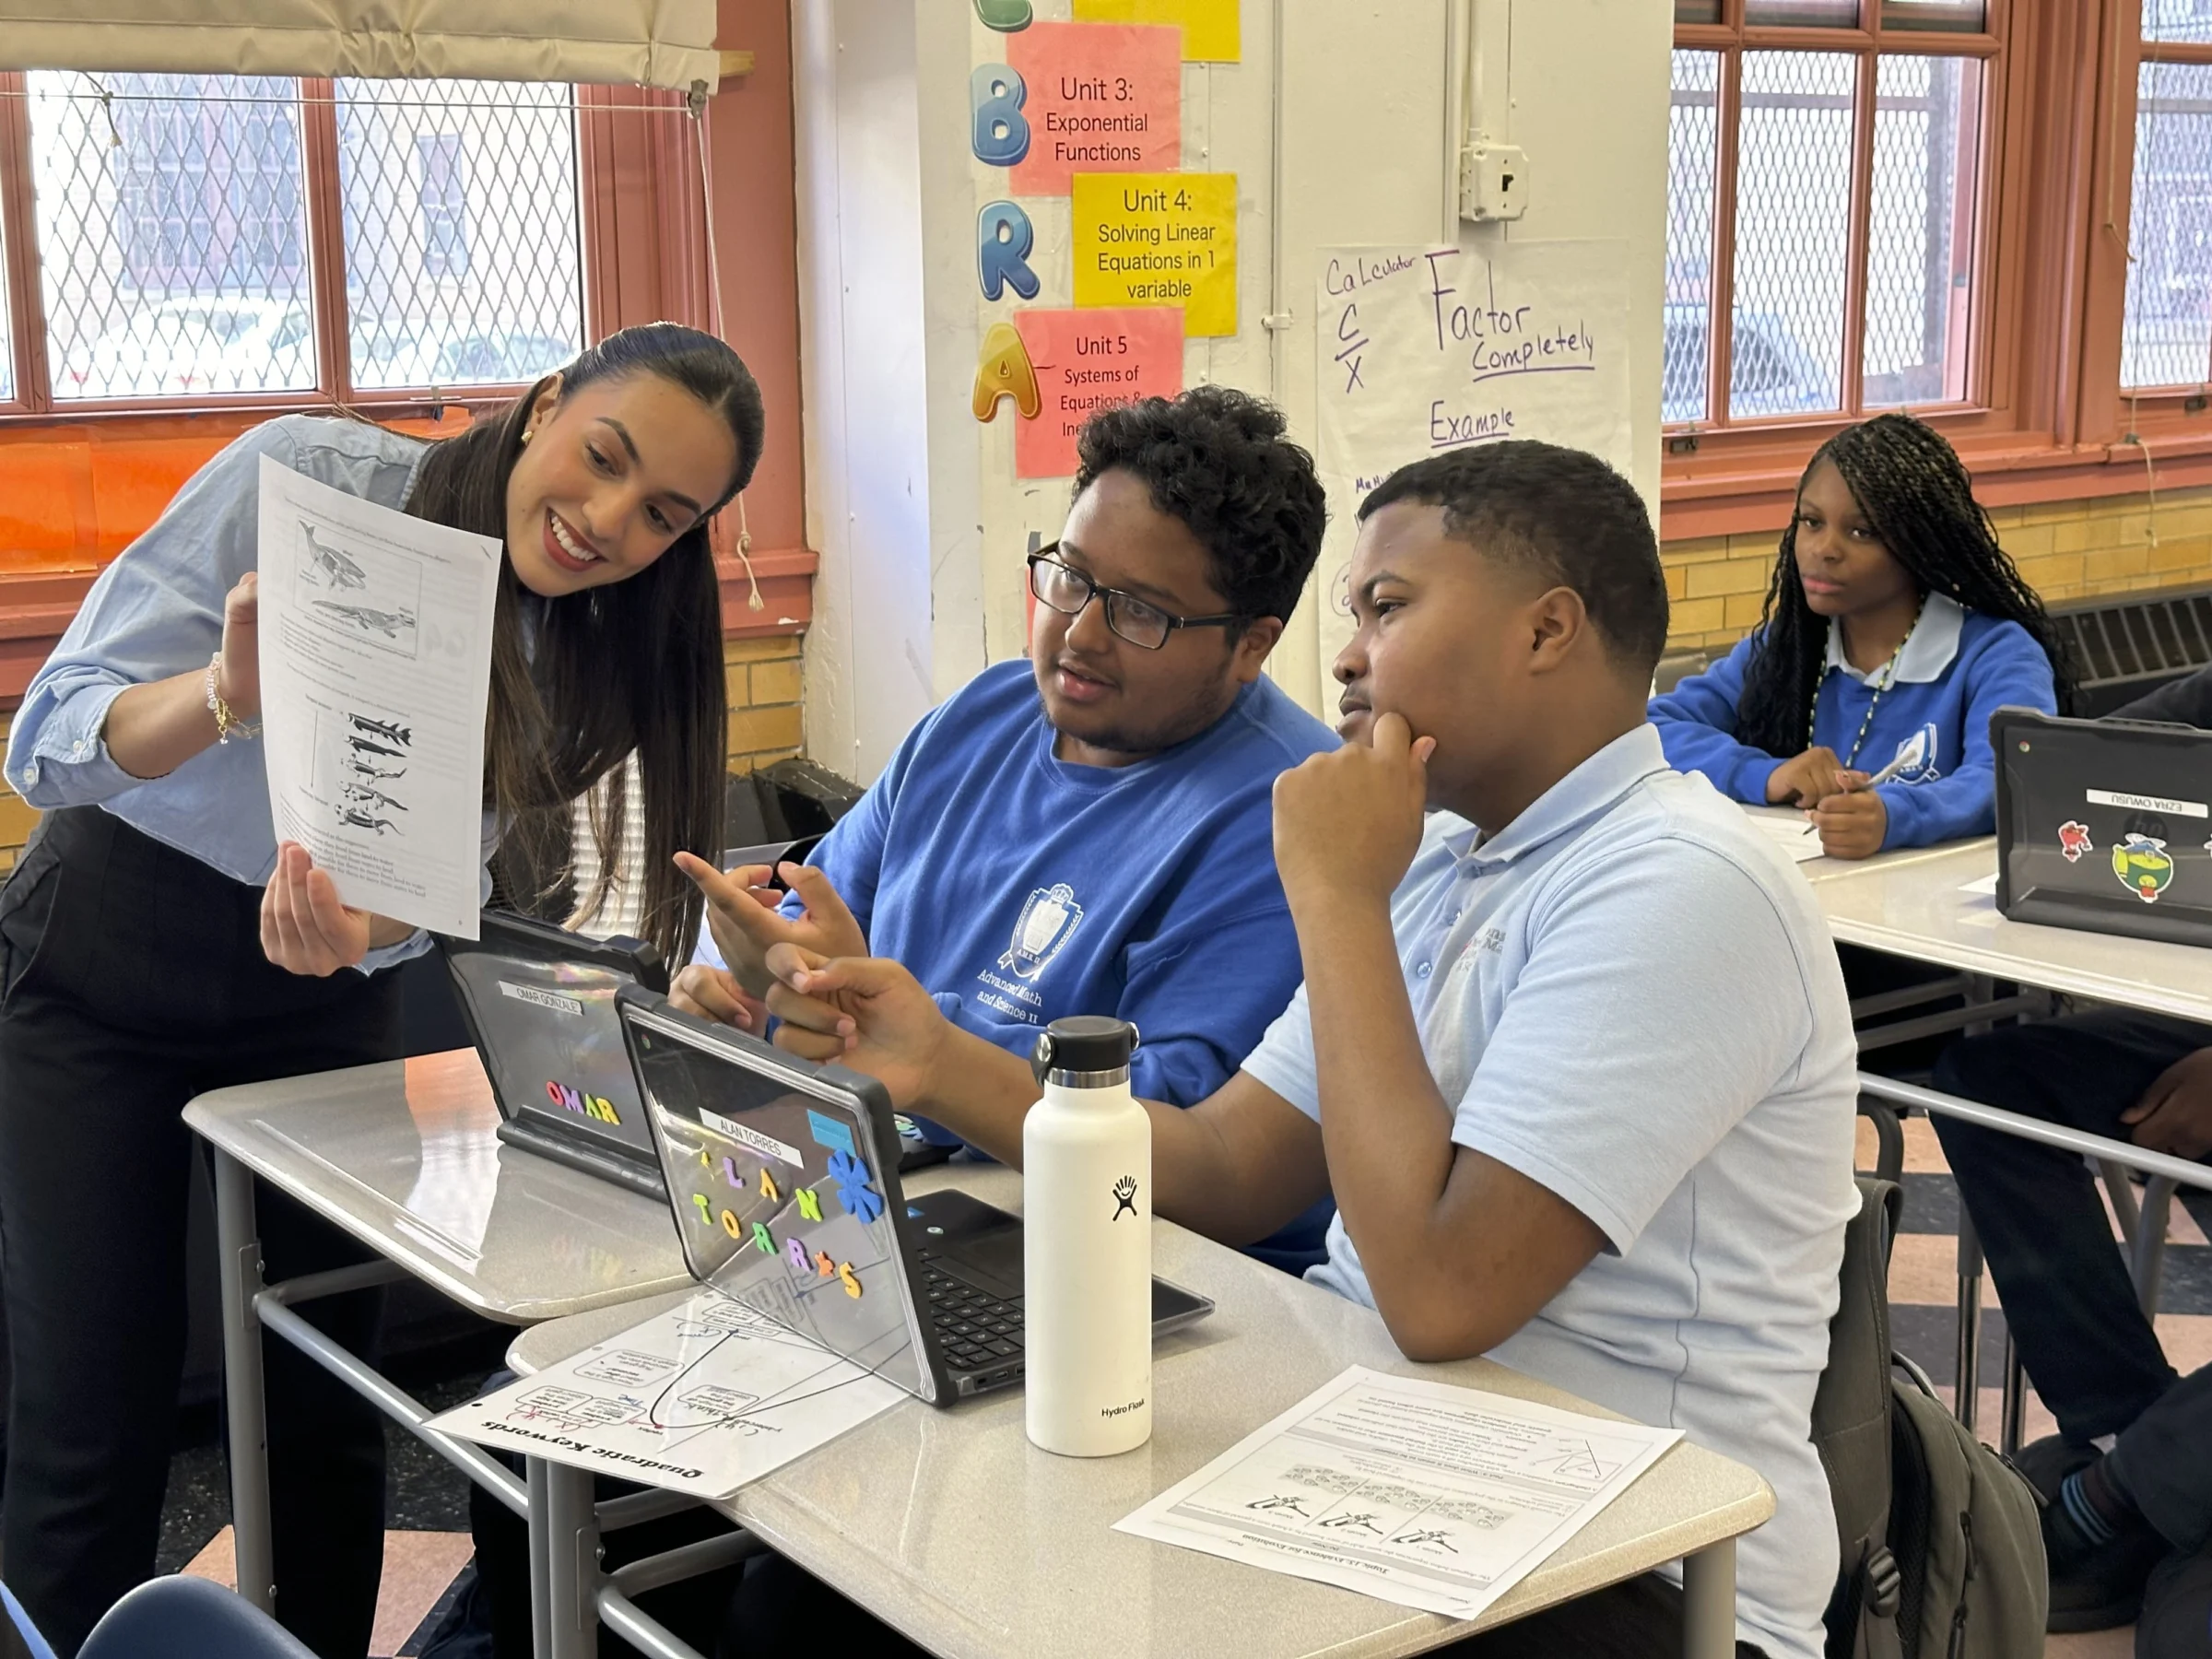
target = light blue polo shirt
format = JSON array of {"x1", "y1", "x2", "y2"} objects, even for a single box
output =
[{"x1": 1242, "y1": 723, "x2": 1858, "y2": 1659}]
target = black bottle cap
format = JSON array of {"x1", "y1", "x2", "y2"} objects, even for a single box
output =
[{"x1": 1032, "y1": 1015, "x2": 1137, "y2": 1077}]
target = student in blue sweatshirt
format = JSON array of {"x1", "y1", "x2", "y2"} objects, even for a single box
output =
[
  {"x1": 671, "y1": 386, "x2": 1339, "y2": 1271},
  {"x1": 1650, "y1": 413, "x2": 2067, "y2": 857}
]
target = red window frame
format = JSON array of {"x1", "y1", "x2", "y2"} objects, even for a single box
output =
[{"x1": 1665, "y1": 0, "x2": 2212, "y2": 538}]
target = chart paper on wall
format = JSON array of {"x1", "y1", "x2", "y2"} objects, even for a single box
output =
[
  {"x1": 256, "y1": 454, "x2": 500, "y2": 938},
  {"x1": 1312, "y1": 242, "x2": 1631, "y2": 704}
]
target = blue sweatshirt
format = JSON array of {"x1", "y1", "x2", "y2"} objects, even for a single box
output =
[
  {"x1": 1649, "y1": 594, "x2": 2057, "y2": 851},
  {"x1": 712, "y1": 658, "x2": 1338, "y2": 1268}
]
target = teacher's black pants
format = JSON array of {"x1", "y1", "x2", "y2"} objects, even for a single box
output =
[{"x1": 0, "y1": 807, "x2": 402, "y2": 1658}]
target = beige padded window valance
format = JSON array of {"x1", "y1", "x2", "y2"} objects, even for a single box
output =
[{"x1": 0, "y1": 1, "x2": 719, "y2": 88}]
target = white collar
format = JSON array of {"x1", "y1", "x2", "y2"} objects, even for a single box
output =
[{"x1": 1823, "y1": 591, "x2": 1965, "y2": 686}]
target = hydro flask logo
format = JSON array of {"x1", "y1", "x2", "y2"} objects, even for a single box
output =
[{"x1": 1111, "y1": 1174, "x2": 1138, "y2": 1220}]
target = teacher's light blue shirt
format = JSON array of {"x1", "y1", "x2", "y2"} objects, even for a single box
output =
[{"x1": 6, "y1": 415, "x2": 487, "y2": 969}]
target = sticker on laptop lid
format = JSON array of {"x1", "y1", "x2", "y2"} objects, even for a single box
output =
[
  {"x1": 2058, "y1": 820, "x2": 2094, "y2": 863},
  {"x1": 806, "y1": 1108, "x2": 858, "y2": 1159},
  {"x1": 2113, "y1": 833, "x2": 2175, "y2": 904},
  {"x1": 499, "y1": 982, "x2": 582, "y2": 1018},
  {"x1": 698, "y1": 1107, "x2": 804, "y2": 1171},
  {"x1": 2088, "y1": 788, "x2": 2208, "y2": 819}
]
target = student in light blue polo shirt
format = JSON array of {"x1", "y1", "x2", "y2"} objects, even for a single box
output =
[{"x1": 756, "y1": 441, "x2": 1861, "y2": 1656}]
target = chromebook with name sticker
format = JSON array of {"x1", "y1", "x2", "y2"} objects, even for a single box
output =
[
  {"x1": 616, "y1": 986, "x2": 1211, "y2": 1405},
  {"x1": 1994, "y1": 706, "x2": 2212, "y2": 948},
  {"x1": 437, "y1": 911, "x2": 670, "y2": 1196}
]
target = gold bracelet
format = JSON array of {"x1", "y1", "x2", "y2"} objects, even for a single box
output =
[{"x1": 205, "y1": 653, "x2": 262, "y2": 744}]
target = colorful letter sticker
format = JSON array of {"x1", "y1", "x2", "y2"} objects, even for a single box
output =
[
  {"x1": 814, "y1": 1249, "x2": 836, "y2": 1279},
  {"x1": 1072, "y1": 172, "x2": 1236, "y2": 336},
  {"x1": 1074, "y1": 0, "x2": 1238, "y2": 61},
  {"x1": 758, "y1": 1168, "x2": 781, "y2": 1203},
  {"x1": 2058, "y1": 820, "x2": 2093, "y2": 863},
  {"x1": 794, "y1": 1185, "x2": 824, "y2": 1223},
  {"x1": 721, "y1": 1156, "x2": 744, "y2": 1189},
  {"x1": 719, "y1": 1207, "x2": 743, "y2": 1239},
  {"x1": 690, "y1": 1193, "x2": 712, "y2": 1226},
  {"x1": 838, "y1": 1262, "x2": 864, "y2": 1299},
  {"x1": 972, "y1": 321, "x2": 1042, "y2": 423},
  {"x1": 785, "y1": 1235, "x2": 812, "y2": 1272},
  {"x1": 1005, "y1": 22, "x2": 1180, "y2": 195},
  {"x1": 970, "y1": 64, "x2": 1030, "y2": 167},
  {"x1": 1011, "y1": 307, "x2": 1182, "y2": 477},
  {"x1": 827, "y1": 1148, "x2": 886, "y2": 1224},
  {"x1": 751, "y1": 1221, "x2": 776, "y2": 1254},
  {"x1": 806, "y1": 1109, "x2": 858, "y2": 1159},
  {"x1": 977, "y1": 201, "x2": 1040, "y2": 302}
]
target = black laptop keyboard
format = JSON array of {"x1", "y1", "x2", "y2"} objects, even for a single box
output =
[{"x1": 919, "y1": 1263, "x2": 1025, "y2": 1372}]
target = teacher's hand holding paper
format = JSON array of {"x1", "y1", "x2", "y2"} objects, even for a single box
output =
[{"x1": 260, "y1": 841, "x2": 413, "y2": 975}]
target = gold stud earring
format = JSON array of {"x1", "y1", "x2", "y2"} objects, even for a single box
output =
[{"x1": 520, "y1": 429, "x2": 533, "y2": 445}]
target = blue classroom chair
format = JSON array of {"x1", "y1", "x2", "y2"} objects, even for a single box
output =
[{"x1": 4, "y1": 1574, "x2": 316, "y2": 1659}]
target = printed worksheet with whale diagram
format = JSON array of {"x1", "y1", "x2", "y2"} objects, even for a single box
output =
[{"x1": 257, "y1": 454, "x2": 500, "y2": 937}]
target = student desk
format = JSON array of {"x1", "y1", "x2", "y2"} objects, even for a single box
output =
[
  {"x1": 1808, "y1": 840, "x2": 2212, "y2": 1023},
  {"x1": 182, "y1": 1049, "x2": 694, "y2": 1626},
  {"x1": 506, "y1": 1163, "x2": 1773, "y2": 1659},
  {"x1": 1805, "y1": 841, "x2": 2212, "y2": 1441}
]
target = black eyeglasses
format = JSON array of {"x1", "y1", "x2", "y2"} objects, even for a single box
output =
[{"x1": 1026, "y1": 547, "x2": 1242, "y2": 651}]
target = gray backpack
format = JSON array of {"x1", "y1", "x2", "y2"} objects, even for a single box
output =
[{"x1": 1814, "y1": 1174, "x2": 2049, "y2": 1658}]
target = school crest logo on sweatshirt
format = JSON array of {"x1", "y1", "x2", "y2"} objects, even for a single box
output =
[{"x1": 1001, "y1": 883, "x2": 1084, "y2": 980}]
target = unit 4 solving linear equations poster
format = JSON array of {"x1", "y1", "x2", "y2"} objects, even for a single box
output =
[
  {"x1": 257, "y1": 454, "x2": 500, "y2": 938},
  {"x1": 1313, "y1": 241, "x2": 1631, "y2": 671}
]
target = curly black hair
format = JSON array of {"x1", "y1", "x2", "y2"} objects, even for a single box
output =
[
  {"x1": 1735, "y1": 413, "x2": 2077, "y2": 757},
  {"x1": 1073, "y1": 386, "x2": 1326, "y2": 624},
  {"x1": 1358, "y1": 441, "x2": 1670, "y2": 676}
]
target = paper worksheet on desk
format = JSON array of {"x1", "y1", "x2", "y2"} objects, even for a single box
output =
[
  {"x1": 256, "y1": 454, "x2": 500, "y2": 937},
  {"x1": 1115, "y1": 1365, "x2": 1680, "y2": 1622},
  {"x1": 427, "y1": 1291, "x2": 905, "y2": 1500}
]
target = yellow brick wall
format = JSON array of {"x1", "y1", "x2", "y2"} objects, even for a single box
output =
[
  {"x1": 724, "y1": 633, "x2": 806, "y2": 773},
  {"x1": 0, "y1": 636, "x2": 808, "y2": 878},
  {"x1": 1662, "y1": 483, "x2": 2212, "y2": 654}
]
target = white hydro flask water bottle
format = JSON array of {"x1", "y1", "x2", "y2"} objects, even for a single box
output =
[{"x1": 1024, "y1": 1015, "x2": 1152, "y2": 1456}]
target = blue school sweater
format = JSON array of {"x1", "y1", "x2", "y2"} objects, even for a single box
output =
[
  {"x1": 1649, "y1": 594, "x2": 2057, "y2": 851},
  {"x1": 705, "y1": 657, "x2": 1338, "y2": 1267}
]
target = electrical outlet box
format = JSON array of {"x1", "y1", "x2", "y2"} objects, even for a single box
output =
[{"x1": 1460, "y1": 142, "x2": 1531, "y2": 222}]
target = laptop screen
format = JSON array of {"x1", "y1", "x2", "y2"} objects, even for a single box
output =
[
  {"x1": 443, "y1": 939, "x2": 656, "y2": 1159},
  {"x1": 621, "y1": 1002, "x2": 932, "y2": 1402}
]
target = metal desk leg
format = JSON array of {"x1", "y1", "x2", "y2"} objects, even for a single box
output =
[
  {"x1": 1682, "y1": 1538, "x2": 1737, "y2": 1659},
  {"x1": 1955, "y1": 1207, "x2": 1983, "y2": 1433},
  {"x1": 544, "y1": 1459, "x2": 601, "y2": 1659},
  {"x1": 1999, "y1": 1333, "x2": 2027, "y2": 1457},
  {"x1": 528, "y1": 1459, "x2": 552, "y2": 1659},
  {"x1": 213, "y1": 1149, "x2": 276, "y2": 1617}
]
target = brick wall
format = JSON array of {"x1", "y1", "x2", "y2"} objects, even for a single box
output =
[
  {"x1": 724, "y1": 633, "x2": 805, "y2": 772},
  {"x1": 0, "y1": 635, "x2": 808, "y2": 878},
  {"x1": 1662, "y1": 482, "x2": 2212, "y2": 654}
]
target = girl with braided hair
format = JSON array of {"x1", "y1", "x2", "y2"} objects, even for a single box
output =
[{"x1": 1652, "y1": 412, "x2": 2065, "y2": 858}]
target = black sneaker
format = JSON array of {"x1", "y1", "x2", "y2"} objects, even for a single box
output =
[
  {"x1": 2042, "y1": 1461, "x2": 2171, "y2": 1633},
  {"x1": 2013, "y1": 1433, "x2": 2100, "y2": 1501}
]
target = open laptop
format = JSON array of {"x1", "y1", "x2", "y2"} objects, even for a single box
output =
[
  {"x1": 437, "y1": 911, "x2": 671, "y2": 1196},
  {"x1": 615, "y1": 985, "x2": 1213, "y2": 1405},
  {"x1": 1994, "y1": 706, "x2": 2212, "y2": 947}
]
